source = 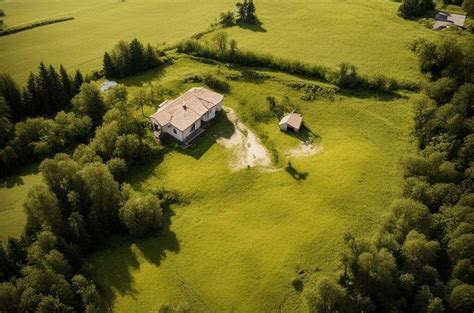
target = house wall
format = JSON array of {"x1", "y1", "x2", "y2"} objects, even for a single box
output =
[
  {"x1": 202, "y1": 106, "x2": 216, "y2": 122},
  {"x1": 279, "y1": 123, "x2": 288, "y2": 131},
  {"x1": 216, "y1": 100, "x2": 223, "y2": 111},
  {"x1": 182, "y1": 119, "x2": 202, "y2": 141},
  {"x1": 164, "y1": 124, "x2": 184, "y2": 141}
]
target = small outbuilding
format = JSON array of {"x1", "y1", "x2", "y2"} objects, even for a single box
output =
[
  {"x1": 433, "y1": 12, "x2": 466, "y2": 30},
  {"x1": 100, "y1": 80, "x2": 118, "y2": 92},
  {"x1": 279, "y1": 113, "x2": 303, "y2": 132}
]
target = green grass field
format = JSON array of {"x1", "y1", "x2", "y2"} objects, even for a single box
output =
[
  {"x1": 0, "y1": 165, "x2": 42, "y2": 240},
  {"x1": 88, "y1": 57, "x2": 415, "y2": 311},
  {"x1": 0, "y1": 0, "x2": 438, "y2": 84}
]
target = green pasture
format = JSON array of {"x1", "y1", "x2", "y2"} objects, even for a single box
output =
[
  {"x1": 89, "y1": 57, "x2": 416, "y2": 312},
  {"x1": 0, "y1": 0, "x2": 438, "y2": 84},
  {"x1": 0, "y1": 165, "x2": 42, "y2": 240}
]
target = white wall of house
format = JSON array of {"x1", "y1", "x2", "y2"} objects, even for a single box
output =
[
  {"x1": 216, "y1": 100, "x2": 223, "y2": 111},
  {"x1": 182, "y1": 119, "x2": 201, "y2": 141},
  {"x1": 202, "y1": 107, "x2": 216, "y2": 122},
  {"x1": 279, "y1": 123, "x2": 288, "y2": 131},
  {"x1": 166, "y1": 124, "x2": 184, "y2": 141}
]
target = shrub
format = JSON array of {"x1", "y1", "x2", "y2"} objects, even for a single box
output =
[
  {"x1": 219, "y1": 11, "x2": 235, "y2": 26},
  {"x1": 119, "y1": 195, "x2": 163, "y2": 237}
]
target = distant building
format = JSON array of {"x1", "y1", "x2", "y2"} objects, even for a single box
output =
[
  {"x1": 279, "y1": 113, "x2": 303, "y2": 132},
  {"x1": 150, "y1": 87, "x2": 224, "y2": 143},
  {"x1": 100, "y1": 80, "x2": 118, "y2": 92},
  {"x1": 433, "y1": 12, "x2": 466, "y2": 30}
]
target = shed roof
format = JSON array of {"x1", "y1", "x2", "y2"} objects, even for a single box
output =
[
  {"x1": 433, "y1": 12, "x2": 466, "y2": 30},
  {"x1": 279, "y1": 113, "x2": 303, "y2": 130}
]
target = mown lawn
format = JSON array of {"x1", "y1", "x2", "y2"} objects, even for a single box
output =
[
  {"x1": 0, "y1": 165, "x2": 42, "y2": 240},
  {"x1": 88, "y1": 58, "x2": 416, "y2": 312},
  {"x1": 0, "y1": 0, "x2": 437, "y2": 84}
]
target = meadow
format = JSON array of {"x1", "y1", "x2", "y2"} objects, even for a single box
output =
[
  {"x1": 0, "y1": 165, "x2": 42, "y2": 240},
  {"x1": 0, "y1": 0, "x2": 438, "y2": 84},
  {"x1": 88, "y1": 57, "x2": 416, "y2": 311}
]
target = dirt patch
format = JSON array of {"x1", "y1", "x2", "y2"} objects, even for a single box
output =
[
  {"x1": 217, "y1": 108, "x2": 272, "y2": 170},
  {"x1": 285, "y1": 142, "x2": 322, "y2": 158}
]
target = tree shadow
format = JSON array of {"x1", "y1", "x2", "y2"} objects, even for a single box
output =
[
  {"x1": 339, "y1": 89, "x2": 409, "y2": 102},
  {"x1": 172, "y1": 111, "x2": 236, "y2": 160},
  {"x1": 135, "y1": 205, "x2": 180, "y2": 267},
  {"x1": 118, "y1": 63, "x2": 170, "y2": 87},
  {"x1": 234, "y1": 20, "x2": 267, "y2": 32},
  {"x1": 0, "y1": 164, "x2": 39, "y2": 188},
  {"x1": 285, "y1": 163, "x2": 309, "y2": 181},
  {"x1": 92, "y1": 204, "x2": 181, "y2": 310}
]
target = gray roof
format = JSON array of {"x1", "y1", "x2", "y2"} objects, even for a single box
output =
[{"x1": 433, "y1": 12, "x2": 466, "y2": 30}]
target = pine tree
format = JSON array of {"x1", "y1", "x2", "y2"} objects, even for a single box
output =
[
  {"x1": 144, "y1": 44, "x2": 160, "y2": 69},
  {"x1": 37, "y1": 62, "x2": 51, "y2": 113},
  {"x1": 0, "y1": 73, "x2": 26, "y2": 121},
  {"x1": 24, "y1": 73, "x2": 40, "y2": 116},
  {"x1": 73, "y1": 70, "x2": 84, "y2": 95},
  {"x1": 48, "y1": 65, "x2": 67, "y2": 112},
  {"x1": 236, "y1": 0, "x2": 247, "y2": 23},
  {"x1": 129, "y1": 38, "x2": 146, "y2": 74},
  {"x1": 59, "y1": 65, "x2": 73, "y2": 100},
  {"x1": 103, "y1": 52, "x2": 117, "y2": 79},
  {"x1": 247, "y1": 0, "x2": 257, "y2": 24}
]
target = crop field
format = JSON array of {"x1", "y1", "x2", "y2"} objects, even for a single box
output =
[
  {"x1": 88, "y1": 57, "x2": 416, "y2": 311},
  {"x1": 0, "y1": 0, "x2": 437, "y2": 84},
  {"x1": 0, "y1": 165, "x2": 42, "y2": 240}
]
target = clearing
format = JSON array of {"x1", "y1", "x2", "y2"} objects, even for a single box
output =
[{"x1": 88, "y1": 57, "x2": 416, "y2": 312}]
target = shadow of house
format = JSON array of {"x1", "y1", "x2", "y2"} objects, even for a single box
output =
[
  {"x1": 172, "y1": 110, "x2": 236, "y2": 160},
  {"x1": 282, "y1": 125, "x2": 319, "y2": 143}
]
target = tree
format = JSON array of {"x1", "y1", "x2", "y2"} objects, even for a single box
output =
[
  {"x1": 449, "y1": 284, "x2": 474, "y2": 312},
  {"x1": 229, "y1": 39, "x2": 238, "y2": 55},
  {"x1": 119, "y1": 194, "x2": 163, "y2": 237},
  {"x1": 72, "y1": 70, "x2": 84, "y2": 95},
  {"x1": 219, "y1": 11, "x2": 235, "y2": 26},
  {"x1": 103, "y1": 52, "x2": 117, "y2": 79},
  {"x1": 305, "y1": 277, "x2": 347, "y2": 313},
  {"x1": 0, "y1": 73, "x2": 25, "y2": 121},
  {"x1": 129, "y1": 38, "x2": 146, "y2": 73},
  {"x1": 463, "y1": 0, "x2": 474, "y2": 17},
  {"x1": 214, "y1": 32, "x2": 229, "y2": 55},
  {"x1": 59, "y1": 65, "x2": 73, "y2": 100},
  {"x1": 72, "y1": 83, "x2": 107, "y2": 126},
  {"x1": 24, "y1": 185, "x2": 63, "y2": 235},
  {"x1": 78, "y1": 162, "x2": 122, "y2": 238}
]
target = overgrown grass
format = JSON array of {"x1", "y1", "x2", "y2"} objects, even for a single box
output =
[{"x1": 88, "y1": 58, "x2": 416, "y2": 312}]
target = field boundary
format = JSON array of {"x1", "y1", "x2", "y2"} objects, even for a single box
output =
[{"x1": 0, "y1": 16, "x2": 74, "y2": 37}]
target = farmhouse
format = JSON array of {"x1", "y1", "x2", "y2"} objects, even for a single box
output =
[
  {"x1": 279, "y1": 113, "x2": 303, "y2": 132},
  {"x1": 433, "y1": 12, "x2": 466, "y2": 30},
  {"x1": 150, "y1": 87, "x2": 224, "y2": 143}
]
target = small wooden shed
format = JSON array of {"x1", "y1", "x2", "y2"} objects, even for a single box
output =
[{"x1": 279, "y1": 113, "x2": 303, "y2": 132}]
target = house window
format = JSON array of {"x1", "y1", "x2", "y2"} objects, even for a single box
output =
[
  {"x1": 173, "y1": 128, "x2": 177, "y2": 134},
  {"x1": 191, "y1": 123, "x2": 196, "y2": 132}
]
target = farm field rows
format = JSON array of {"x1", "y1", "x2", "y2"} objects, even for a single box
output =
[
  {"x1": 88, "y1": 57, "x2": 416, "y2": 312},
  {"x1": 0, "y1": 0, "x2": 437, "y2": 84}
]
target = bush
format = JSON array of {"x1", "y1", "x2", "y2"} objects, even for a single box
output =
[
  {"x1": 219, "y1": 11, "x2": 235, "y2": 26},
  {"x1": 119, "y1": 195, "x2": 163, "y2": 237},
  {"x1": 425, "y1": 77, "x2": 457, "y2": 105}
]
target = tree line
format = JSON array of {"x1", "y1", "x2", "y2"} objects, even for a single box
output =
[
  {"x1": 103, "y1": 38, "x2": 166, "y2": 79},
  {"x1": 0, "y1": 82, "x2": 176, "y2": 312},
  {"x1": 177, "y1": 35, "x2": 419, "y2": 93},
  {"x1": 305, "y1": 35, "x2": 474, "y2": 313}
]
